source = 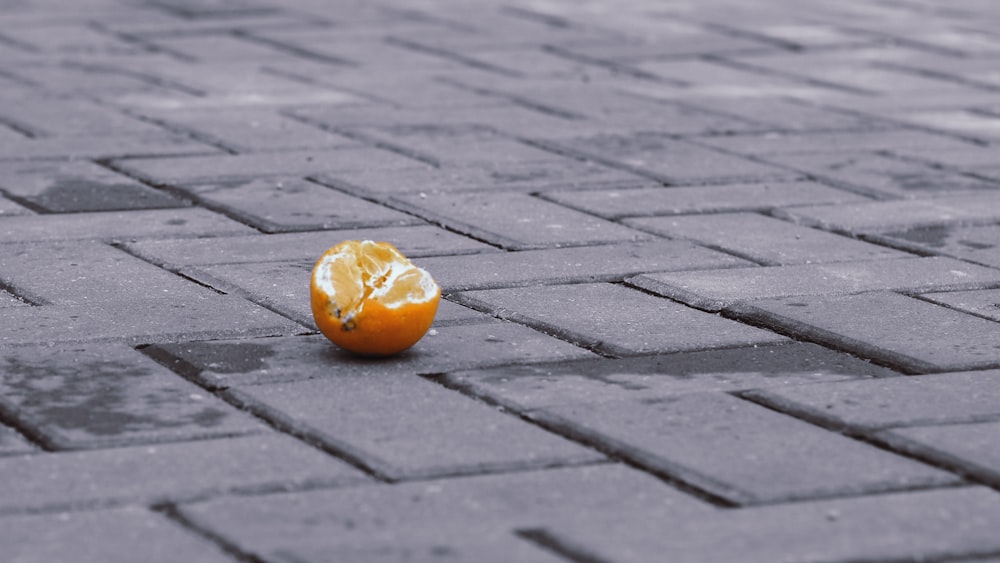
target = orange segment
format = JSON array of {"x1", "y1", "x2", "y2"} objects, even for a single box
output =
[{"x1": 310, "y1": 240, "x2": 440, "y2": 356}]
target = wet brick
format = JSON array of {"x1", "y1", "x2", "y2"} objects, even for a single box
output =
[
  {"x1": 527, "y1": 392, "x2": 955, "y2": 505},
  {"x1": 536, "y1": 487, "x2": 1000, "y2": 563},
  {"x1": 745, "y1": 369, "x2": 1000, "y2": 431},
  {"x1": 454, "y1": 283, "x2": 787, "y2": 356},
  {"x1": 0, "y1": 208, "x2": 255, "y2": 243},
  {"x1": 144, "y1": 322, "x2": 595, "y2": 389},
  {"x1": 538, "y1": 181, "x2": 868, "y2": 220},
  {"x1": 629, "y1": 256, "x2": 1000, "y2": 311},
  {"x1": 0, "y1": 507, "x2": 233, "y2": 563},
  {"x1": 730, "y1": 292, "x2": 1000, "y2": 373},
  {"x1": 225, "y1": 374, "x2": 603, "y2": 480},
  {"x1": 626, "y1": 212, "x2": 906, "y2": 265},
  {"x1": 0, "y1": 434, "x2": 368, "y2": 514},
  {"x1": 417, "y1": 240, "x2": 750, "y2": 292},
  {"x1": 867, "y1": 223, "x2": 1000, "y2": 269},
  {"x1": 178, "y1": 177, "x2": 421, "y2": 233},
  {"x1": 177, "y1": 464, "x2": 709, "y2": 560},
  {"x1": 0, "y1": 343, "x2": 265, "y2": 450},
  {"x1": 0, "y1": 160, "x2": 184, "y2": 213},
  {"x1": 436, "y1": 341, "x2": 897, "y2": 411},
  {"x1": 392, "y1": 191, "x2": 653, "y2": 249}
]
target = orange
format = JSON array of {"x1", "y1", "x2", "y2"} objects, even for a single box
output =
[{"x1": 310, "y1": 240, "x2": 440, "y2": 356}]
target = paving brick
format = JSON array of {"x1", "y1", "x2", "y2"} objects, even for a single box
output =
[
  {"x1": 146, "y1": 32, "x2": 306, "y2": 64},
  {"x1": 538, "y1": 180, "x2": 869, "y2": 220},
  {"x1": 0, "y1": 133, "x2": 219, "y2": 161},
  {"x1": 313, "y1": 159, "x2": 651, "y2": 197},
  {"x1": 536, "y1": 486, "x2": 1000, "y2": 563},
  {"x1": 436, "y1": 342, "x2": 897, "y2": 411},
  {"x1": 178, "y1": 177, "x2": 421, "y2": 233},
  {"x1": 0, "y1": 94, "x2": 167, "y2": 138},
  {"x1": 745, "y1": 369, "x2": 1000, "y2": 431},
  {"x1": 0, "y1": 343, "x2": 265, "y2": 450},
  {"x1": 550, "y1": 25, "x2": 774, "y2": 62},
  {"x1": 346, "y1": 124, "x2": 565, "y2": 167},
  {"x1": 527, "y1": 392, "x2": 955, "y2": 505},
  {"x1": 778, "y1": 193, "x2": 1000, "y2": 234},
  {"x1": 177, "y1": 464, "x2": 710, "y2": 561},
  {"x1": 0, "y1": 296, "x2": 306, "y2": 348},
  {"x1": 420, "y1": 240, "x2": 751, "y2": 292},
  {"x1": 626, "y1": 212, "x2": 907, "y2": 265},
  {"x1": 758, "y1": 151, "x2": 999, "y2": 199},
  {"x1": 0, "y1": 241, "x2": 223, "y2": 306},
  {"x1": 0, "y1": 160, "x2": 184, "y2": 213},
  {"x1": 147, "y1": 107, "x2": 360, "y2": 152},
  {"x1": 0, "y1": 208, "x2": 256, "y2": 243},
  {"x1": 673, "y1": 95, "x2": 891, "y2": 132},
  {"x1": 0, "y1": 289, "x2": 28, "y2": 308},
  {"x1": 0, "y1": 507, "x2": 233, "y2": 563},
  {"x1": 879, "y1": 421, "x2": 1000, "y2": 488},
  {"x1": 393, "y1": 191, "x2": 653, "y2": 250},
  {"x1": 893, "y1": 109, "x2": 1000, "y2": 143},
  {"x1": 226, "y1": 374, "x2": 602, "y2": 480},
  {"x1": 112, "y1": 147, "x2": 427, "y2": 185},
  {"x1": 731, "y1": 291, "x2": 1000, "y2": 373},
  {"x1": 0, "y1": 425, "x2": 35, "y2": 456},
  {"x1": 455, "y1": 283, "x2": 786, "y2": 357},
  {"x1": 867, "y1": 223, "x2": 1000, "y2": 269},
  {"x1": 144, "y1": 322, "x2": 595, "y2": 389},
  {"x1": 629, "y1": 256, "x2": 1000, "y2": 312},
  {"x1": 696, "y1": 129, "x2": 980, "y2": 156},
  {"x1": 121, "y1": 225, "x2": 494, "y2": 270},
  {"x1": 538, "y1": 132, "x2": 795, "y2": 184},
  {"x1": 0, "y1": 194, "x2": 32, "y2": 216},
  {"x1": 922, "y1": 288, "x2": 1000, "y2": 321},
  {"x1": 0, "y1": 434, "x2": 367, "y2": 514}
]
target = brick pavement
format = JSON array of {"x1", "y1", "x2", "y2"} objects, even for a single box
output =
[{"x1": 2, "y1": 0, "x2": 1000, "y2": 561}]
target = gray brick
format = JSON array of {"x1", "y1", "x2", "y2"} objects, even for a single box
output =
[
  {"x1": 0, "y1": 160, "x2": 184, "y2": 213},
  {"x1": 144, "y1": 322, "x2": 595, "y2": 388},
  {"x1": 0, "y1": 434, "x2": 367, "y2": 514},
  {"x1": 177, "y1": 464, "x2": 710, "y2": 560},
  {"x1": 673, "y1": 96, "x2": 889, "y2": 132},
  {"x1": 697, "y1": 129, "x2": 980, "y2": 156},
  {"x1": 0, "y1": 133, "x2": 219, "y2": 161},
  {"x1": 626, "y1": 212, "x2": 907, "y2": 265},
  {"x1": 0, "y1": 195, "x2": 32, "y2": 216},
  {"x1": 347, "y1": 124, "x2": 564, "y2": 166},
  {"x1": 539, "y1": 133, "x2": 795, "y2": 184},
  {"x1": 922, "y1": 288, "x2": 1000, "y2": 321},
  {"x1": 0, "y1": 289, "x2": 27, "y2": 308},
  {"x1": 539, "y1": 181, "x2": 868, "y2": 220},
  {"x1": 0, "y1": 343, "x2": 265, "y2": 450},
  {"x1": 149, "y1": 107, "x2": 359, "y2": 152},
  {"x1": 894, "y1": 109, "x2": 1000, "y2": 143},
  {"x1": 879, "y1": 421, "x2": 1000, "y2": 487},
  {"x1": 758, "y1": 151, "x2": 998, "y2": 198},
  {"x1": 630, "y1": 256, "x2": 1000, "y2": 311},
  {"x1": 868, "y1": 223, "x2": 1000, "y2": 269},
  {"x1": 146, "y1": 33, "x2": 303, "y2": 64},
  {"x1": 226, "y1": 374, "x2": 603, "y2": 480},
  {"x1": 777, "y1": 193, "x2": 1000, "y2": 233},
  {"x1": 730, "y1": 292, "x2": 1000, "y2": 373},
  {"x1": 537, "y1": 487, "x2": 1000, "y2": 563},
  {"x1": 528, "y1": 392, "x2": 955, "y2": 505},
  {"x1": 0, "y1": 507, "x2": 233, "y2": 563},
  {"x1": 313, "y1": 159, "x2": 651, "y2": 197},
  {"x1": 0, "y1": 241, "x2": 221, "y2": 306},
  {"x1": 419, "y1": 240, "x2": 750, "y2": 291},
  {"x1": 112, "y1": 147, "x2": 426, "y2": 185},
  {"x1": 121, "y1": 225, "x2": 494, "y2": 270},
  {"x1": 745, "y1": 369, "x2": 1000, "y2": 431},
  {"x1": 455, "y1": 283, "x2": 786, "y2": 356},
  {"x1": 179, "y1": 177, "x2": 421, "y2": 233},
  {"x1": 0, "y1": 425, "x2": 35, "y2": 456},
  {"x1": 437, "y1": 342, "x2": 897, "y2": 411},
  {"x1": 0, "y1": 208, "x2": 256, "y2": 243},
  {"x1": 393, "y1": 192, "x2": 653, "y2": 249},
  {"x1": 551, "y1": 30, "x2": 773, "y2": 62},
  {"x1": 0, "y1": 94, "x2": 167, "y2": 138}
]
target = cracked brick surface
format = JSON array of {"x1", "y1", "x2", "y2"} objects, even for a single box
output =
[{"x1": 3, "y1": 0, "x2": 1000, "y2": 560}]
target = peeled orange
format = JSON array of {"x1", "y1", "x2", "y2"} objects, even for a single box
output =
[{"x1": 310, "y1": 240, "x2": 440, "y2": 356}]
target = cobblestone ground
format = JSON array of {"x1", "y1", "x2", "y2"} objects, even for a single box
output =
[{"x1": 2, "y1": 0, "x2": 1000, "y2": 561}]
